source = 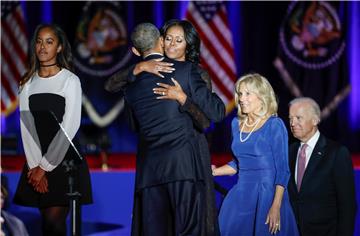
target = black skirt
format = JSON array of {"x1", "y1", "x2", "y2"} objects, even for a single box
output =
[
  {"x1": 15, "y1": 93, "x2": 93, "y2": 208},
  {"x1": 13, "y1": 150, "x2": 93, "y2": 208}
]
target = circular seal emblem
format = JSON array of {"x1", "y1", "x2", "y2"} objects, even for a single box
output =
[
  {"x1": 279, "y1": 1, "x2": 345, "y2": 69},
  {"x1": 73, "y1": 1, "x2": 132, "y2": 77}
]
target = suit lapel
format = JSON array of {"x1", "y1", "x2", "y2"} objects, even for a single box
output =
[
  {"x1": 300, "y1": 134, "x2": 327, "y2": 190},
  {"x1": 289, "y1": 143, "x2": 300, "y2": 192}
]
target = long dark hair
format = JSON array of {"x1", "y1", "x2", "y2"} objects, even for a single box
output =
[
  {"x1": 20, "y1": 23, "x2": 73, "y2": 87},
  {"x1": 161, "y1": 19, "x2": 201, "y2": 65}
]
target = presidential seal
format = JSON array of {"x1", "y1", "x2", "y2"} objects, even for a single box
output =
[
  {"x1": 279, "y1": 1, "x2": 345, "y2": 69},
  {"x1": 73, "y1": 1, "x2": 132, "y2": 77}
]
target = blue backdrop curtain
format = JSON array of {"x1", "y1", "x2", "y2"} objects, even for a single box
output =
[{"x1": 2, "y1": 1, "x2": 360, "y2": 154}]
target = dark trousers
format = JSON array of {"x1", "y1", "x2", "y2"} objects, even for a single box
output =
[{"x1": 141, "y1": 180, "x2": 205, "y2": 236}]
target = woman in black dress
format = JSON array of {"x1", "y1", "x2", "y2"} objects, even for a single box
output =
[
  {"x1": 105, "y1": 19, "x2": 223, "y2": 236},
  {"x1": 14, "y1": 24, "x2": 92, "y2": 236}
]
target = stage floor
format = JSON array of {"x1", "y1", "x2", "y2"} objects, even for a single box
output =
[
  {"x1": 2, "y1": 169, "x2": 360, "y2": 236},
  {"x1": 3, "y1": 171, "x2": 134, "y2": 236},
  {"x1": 2, "y1": 153, "x2": 360, "y2": 235}
]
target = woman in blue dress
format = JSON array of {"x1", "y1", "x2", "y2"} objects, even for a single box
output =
[{"x1": 212, "y1": 73, "x2": 299, "y2": 236}]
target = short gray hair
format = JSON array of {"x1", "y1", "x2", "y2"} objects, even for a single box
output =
[
  {"x1": 289, "y1": 97, "x2": 321, "y2": 121},
  {"x1": 131, "y1": 23, "x2": 160, "y2": 54}
]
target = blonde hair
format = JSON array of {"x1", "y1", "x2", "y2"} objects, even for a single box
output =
[{"x1": 234, "y1": 73, "x2": 278, "y2": 120}]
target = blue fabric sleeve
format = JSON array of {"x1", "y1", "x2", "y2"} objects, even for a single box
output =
[
  {"x1": 270, "y1": 117, "x2": 290, "y2": 188},
  {"x1": 227, "y1": 159, "x2": 238, "y2": 171}
]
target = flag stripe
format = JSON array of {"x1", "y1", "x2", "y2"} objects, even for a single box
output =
[
  {"x1": 212, "y1": 9, "x2": 235, "y2": 53},
  {"x1": 187, "y1": 13, "x2": 236, "y2": 79},
  {"x1": 186, "y1": 1, "x2": 237, "y2": 114},
  {"x1": 1, "y1": 71, "x2": 17, "y2": 103},
  {"x1": 1, "y1": 2, "x2": 28, "y2": 116},
  {"x1": 1, "y1": 21, "x2": 27, "y2": 62},
  {"x1": 1, "y1": 41, "x2": 22, "y2": 82},
  {"x1": 186, "y1": 4, "x2": 236, "y2": 73},
  {"x1": 207, "y1": 19, "x2": 235, "y2": 60},
  {"x1": 11, "y1": 7, "x2": 28, "y2": 55},
  {"x1": 218, "y1": 7, "x2": 235, "y2": 48},
  {"x1": 1, "y1": 57, "x2": 20, "y2": 97},
  {"x1": 201, "y1": 58, "x2": 234, "y2": 100},
  {"x1": 200, "y1": 44, "x2": 235, "y2": 97},
  {"x1": 213, "y1": 12, "x2": 233, "y2": 49},
  {"x1": 14, "y1": 4, "x2": 27, "y2": 37},
  {"x1": 1, "y1": 85, "x2": 12, "y2": 109}
]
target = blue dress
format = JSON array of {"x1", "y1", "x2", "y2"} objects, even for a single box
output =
[{"x1": 219, "y1": 116, "x2": 299, "y2": 236}]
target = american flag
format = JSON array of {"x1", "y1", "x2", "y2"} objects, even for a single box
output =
[
  {"x1": 1, "y1": 1, "x2": 28, "y2": 116},
  {"x1": 186, "y1": 1, "x2": 237, "y2": 114}
]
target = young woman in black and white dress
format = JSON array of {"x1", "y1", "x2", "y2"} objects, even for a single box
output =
[{"x1": 14, "y1": 24, "x2": 92, "y2": 236}]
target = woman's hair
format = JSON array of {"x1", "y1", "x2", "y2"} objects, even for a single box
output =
[
  {"x1": 234, "y1": 73, "x2": 278, "y2": 120},
  {"x1": 19, "y1": 23, "x2": 73, "y2": 88},
  {"x1": 161, "y1": 19, "x2": 200, "y2": 64}
]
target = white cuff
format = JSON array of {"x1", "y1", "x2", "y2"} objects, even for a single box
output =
[{"x1": 39, "y1": 157, "x2": 57, "y2": 172}]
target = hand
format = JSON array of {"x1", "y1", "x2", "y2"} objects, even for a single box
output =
[
  {"x1": 27, "y1": 168, "x2": 34, "y2": 178},
  {"x1": 27, "y1": 166, "x2": 46, "y2": 188},
  {"x1": 153, "y1": 78, "x2": 187, "y2": 105},
  {"x1": 133, "y1": 58, "x2": 175, "y2": 78},
  {"x1": 0, "y1": 216, "x2": 5, "y2": 236},
  {"x1": 34, "y1": 175, "x2": 49, "y2": 194},
  {"x1": 265, "y1": 204, "x2": 281, "y2": 234},
  {"x1": 211, "y1": 165, "x2": 217, "y2": 176}
]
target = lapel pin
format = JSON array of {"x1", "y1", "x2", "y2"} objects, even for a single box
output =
[{"x1": 317, "y1": 151, "x2": 322, "y2": 156}]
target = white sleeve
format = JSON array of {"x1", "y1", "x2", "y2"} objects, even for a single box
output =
[
  {"x1": 39, "y1": 75, "x2": 82, "y2": 171},
  {"x1": 19, "y1": 85, "x2": 43, "y2": 169}
]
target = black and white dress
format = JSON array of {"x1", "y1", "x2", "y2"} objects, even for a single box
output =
[{"x1": 14, "y1": 68, "x2": 92, "y2": 208}]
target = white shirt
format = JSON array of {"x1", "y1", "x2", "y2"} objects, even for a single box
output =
[
  {"x1": 19, "y1": 69, "x2": 82, "y2": 171},
  {"x1": 143, "y1": 52, "x2": 164, "y2": 59},
  {"x1": 294, "y1": 130, "x2": 320, "y2": 184}
]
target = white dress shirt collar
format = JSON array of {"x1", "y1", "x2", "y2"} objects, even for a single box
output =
[
  {"x1": 301, "y1": 130, "x2": 320, "y2": 151},
  {"x1": 144, "y1": 52, "x2": 164, "y2": 59},
  {"x1": 295, "y1": 130, "x2": 320, "y2": 184}
]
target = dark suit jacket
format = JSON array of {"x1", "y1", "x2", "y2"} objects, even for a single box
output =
[
  {"x1": 124, "y1": 54, "x2": 225, "y2": 189},
  {"x1": 288, "y1": 134, "x2": 357, "y2": 236}
]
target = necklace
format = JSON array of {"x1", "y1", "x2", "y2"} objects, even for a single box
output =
[
  {"x1": 40, "y1": 63, "x2": 58, "y2": 67},
  {"x1": 239, "y1": 117, "x2": 261, "y2": 142}
]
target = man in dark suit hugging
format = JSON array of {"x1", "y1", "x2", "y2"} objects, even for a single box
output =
[{"x1": 124, "y1": 22, "x2": 225, "y2": 236}]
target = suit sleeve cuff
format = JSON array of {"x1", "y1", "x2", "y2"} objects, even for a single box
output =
[{"x1": 179, "y1": 97, "x2": 190, "y2": 113}]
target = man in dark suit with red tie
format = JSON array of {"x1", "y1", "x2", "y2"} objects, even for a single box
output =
[
  {"x1": 288, "y1": 97, "x2": 357, "y2": 236},
  {"x1": 124, "y1": 23, "x2": 225, "y2": 236}
]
